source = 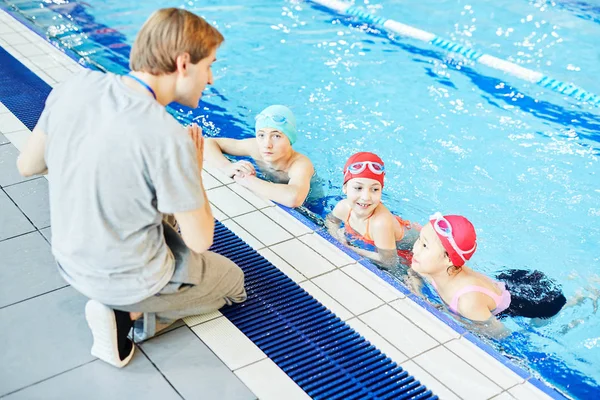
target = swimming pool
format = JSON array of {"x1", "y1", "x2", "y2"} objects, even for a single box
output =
[{"x1": 3, "y1": 0, "x2": 599, "y2": 397}]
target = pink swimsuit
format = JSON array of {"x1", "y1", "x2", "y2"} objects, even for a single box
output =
[{"x1": 431, "y1": 279, "x2": 511, "y2": 316}]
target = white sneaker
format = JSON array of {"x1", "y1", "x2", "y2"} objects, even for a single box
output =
[{"x1": 85, "y1": 300, "x2": 134, "y2": 368}]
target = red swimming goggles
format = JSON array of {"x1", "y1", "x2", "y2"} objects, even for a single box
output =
[
  {"x1": 344, "y1": 161, "x2": 385, "y2": 175},
  {"x1": 430, "y1": 212, "x2": 476, "y2": 264}
]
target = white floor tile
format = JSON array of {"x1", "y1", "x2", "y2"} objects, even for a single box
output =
[
  {"x1": 206, "y1": 186, "x2": 255, "y2": 217},
  {"x1": 235, "y1": 358, "x2": 311, "y2": 400},
  {"x1": 4, "y1": 130, "x2": 30, "y2": 151},
  {"x1": 35, "y1": 70, "x2": 57, "y2": 86},
  {"x1": 17, "y1": 30, "x2": 43, "y2": 43},
  {"x1": 191, "y1": 316, "x2": 266, "y2": 370},
  {"x1": 17, "y1": 58, "x2": 37, "y2": 71},
  {"x1": 203, "y1": 163, "x2": 234, "y2": 184},
  {"x1": 445, "y1": 337, "x2": 525, "y2": 390},
  {"x1": 299, "y1": 281, "x2": 353, "y2": 320},
  {"x1": 209, "y1": 202, "x2": 227, "y2": 221},
  {"x1": 28, "y1": 54, "x2": 63, "y2": 69},
  {"x1": 0, "y1": 103, "x2": 9, "y2": 114},
  {"x1": 0, "y1": 23, "x2": 14, "y2": 34},
  {"x1": 508, "y1": 382, "x2": 553, "y2": 400},
  {"x1": 13, "y1": 42, "x2": 46, "y2": 57},
  {"x1": 66, "y1": 63, "x2": 83, "y2": 73},
  {"x1": 414, "y1": 346, "x2": 503, "y2": 399},
  {"x1": 44, "y1": 66, "x2": 73, "y2": 83},
  {"x1": 345, "y1": 318, "x2": 408, "y2": 365},
  {"x1": 401, "y1": 360, "x2": 461, "y2": 400},
  {"x1": 3, "y1": 45, "x2": 23, "y2": 59},
  {"x1": 341, "y1": 263, "x2": 404, "y2": 302},
  {"x1": 221, "y1": 219, "x2": 264, "y2": 249},
  {"x1": 359, "y1": 305, "x2": 438, "y2": 358},
  {"x1": 298, "y1": 233, "x2": 356, "y2": 267},
  {"x1": 312, "y1": 269, "x2": 383, "y2": 315},
  {"x1": 261, "y1": 206, "x2": 313, "y2": 236},
  {"x1": 183, "y1": 310, "x2": 222, "y2": 327},
  {"x1": 390, "y1": 298, "x2": 460, "y2": 343},
  {"x1": 201, "y1": 169, "x2": 222, "y2": 190},
  {"x1": 0, "y1": 112, "x2": 27, "y2": 134},
  {"x1": 490, "y1": 392, "x2": 516, "y2": 399},
  {"x1": 229, "y1": 182, "x2": 274, "y2": 209},
  {"x1": 270, "y1": 238, "x2": 335, "y2": 278},
  {"x1": 257, "y1": 248, "x2": 307, "y2": 283},
  {"x1": 2, "y1": 32, "x2": 29, "y2": 46},
  {"x1": 234, "y1": 211, "x2": 292, "y2": 246},
  {"x1": 7, "y1": 19, "x2": 29, "y2": 32}
]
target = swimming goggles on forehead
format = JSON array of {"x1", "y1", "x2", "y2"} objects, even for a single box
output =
[
  {"x1": 345, "y1": 161, "x2": 385, "y2": 175},
  {"x1": 430, "y1": 212, "x2": 476, "y2": 263},
  {"x1": 255, "y1": 113, "x2": 292, "y2": 125}
]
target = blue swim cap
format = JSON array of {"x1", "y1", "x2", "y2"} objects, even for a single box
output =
[{"x1": 255, "y1": 105, "x2": 298, "y2": 145}]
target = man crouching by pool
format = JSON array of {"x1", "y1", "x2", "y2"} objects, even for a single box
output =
[{"x1": 204, "y1": 105, "x2": 316, "y2": 208}]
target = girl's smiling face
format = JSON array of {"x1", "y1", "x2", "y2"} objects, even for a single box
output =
[{"x1": 343, "y1": 177, "x2": 382, "y2": 217}]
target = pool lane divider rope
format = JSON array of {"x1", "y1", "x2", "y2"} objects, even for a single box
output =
[{"x1": 307, "y1": 0, "x2": 600, "y2": 107}]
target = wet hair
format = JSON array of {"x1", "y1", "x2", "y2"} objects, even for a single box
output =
[{"x1": 130, "y1": 8, "x2": 224, "y2": 75}]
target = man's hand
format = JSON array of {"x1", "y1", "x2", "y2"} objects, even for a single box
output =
[
  {"x1": 187, "y1": 123, "x2": 204, "y2": 170},
  {"x1": 225, "y1": 160, "x2": 256, "y2": 179}
]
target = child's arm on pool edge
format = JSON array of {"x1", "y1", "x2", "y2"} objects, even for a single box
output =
[{"x1": 325, "y1": 201, "x2": 347, "y2": 242}]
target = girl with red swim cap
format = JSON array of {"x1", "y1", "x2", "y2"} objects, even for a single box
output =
[
  {"x1": 409, "y1": 213, "x2": 566, "y2": 326},
  {"x1": 325, "y1": 152, "x2": 419, "y2": 269}
]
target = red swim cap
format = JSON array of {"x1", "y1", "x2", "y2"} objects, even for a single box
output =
[
  {"x1": 343, "y1": 152, "x2": 385, "y2": 188},
  {"x1": 429, "y1": 213, "x2": 477, "y2": 267}
]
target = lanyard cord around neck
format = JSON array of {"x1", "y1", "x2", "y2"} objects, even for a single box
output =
[{"x1": 127, "y1": 73, "x2": 157, "y2": 100}]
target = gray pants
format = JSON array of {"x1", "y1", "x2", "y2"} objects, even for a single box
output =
[{"x1": 113, "y1": 220, "x2": 247, "y2": 341}]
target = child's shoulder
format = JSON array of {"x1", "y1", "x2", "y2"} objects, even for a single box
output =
[
  {"x1": 331, "y1": 199, "x2": 351, "y2": 216},
  {"x1": 371, "y1": 204, "x2": 395, "y2": 225}
]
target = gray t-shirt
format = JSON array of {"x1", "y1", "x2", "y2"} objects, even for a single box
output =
[{"x1": 40, "y1": 70, "x2": 203, "y2": 306}]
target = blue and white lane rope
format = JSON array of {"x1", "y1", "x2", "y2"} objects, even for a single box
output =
[{"x1": 307, "y1": 0, "x2": 600, "y2": 107}]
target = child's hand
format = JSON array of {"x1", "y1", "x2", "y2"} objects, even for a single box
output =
[
  {"x1": 233, "y1": 173, "x2": 256, "y2": 187},
  {"x1": 187, "y1": 123, "x2": 204, "y2": 170},
  {"x1": 225, "y1": 160, "x2": 255, "y2": 179}
]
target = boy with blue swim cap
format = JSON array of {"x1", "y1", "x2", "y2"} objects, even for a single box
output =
[
  {"x1": 254, "y1": 105, "x2": 298, "y2": 145},
  {"x1": 204, "y1": 105, "x2": 316, "y2": 208}
]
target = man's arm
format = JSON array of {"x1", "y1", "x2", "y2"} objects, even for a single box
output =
[
  {"x1": 17, "y1": 126, "x2": 48, "y2": 177},
  {"x1": 234, "y1": 156, "x2": 313, "y2": 208},
  {"x1": 172, "y1": 124, "x2": 214, "y2": 254},
  {"x1": 204, "y1": 137, "x2": 257, "y2": 177},
  {"x1": 174, "y1": 184, "x2": 214, "y2": 253}
]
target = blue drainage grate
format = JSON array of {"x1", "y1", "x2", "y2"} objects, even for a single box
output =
[
  {"x1": 0, "y1": 42, "x2": 437, "y2": 400},
  {"x1": 211, "y1": 223, "x2": 437, "y2": 400},
  {"x1": 0, "y1": 46, "x2": 52, "y2": 131}
]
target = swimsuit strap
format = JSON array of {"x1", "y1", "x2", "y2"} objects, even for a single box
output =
[
  {"x1": 394, "y1": 215, "x2": 409, "y2": 241},
  {"x1": 449, "y1": 283, "x2": 506, "y2": 314},
  {"x1": 345, "y1": 209, "x2": 375, "y2": 245},
  {"x1": 363, "y1": 216, "x2": 373, "y2": 241}
]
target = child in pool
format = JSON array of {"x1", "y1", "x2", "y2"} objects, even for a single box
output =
[
  {"x1": 409, "y1": 212, "x2": 566, "y2": 324},
  {"x1": 325, "y1": 152, "x2": 419, "y2": 269}
]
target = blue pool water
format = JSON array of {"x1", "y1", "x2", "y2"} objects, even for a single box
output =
[{"x1": 4, "y1": 0, "x2": 600, "y2": 397}]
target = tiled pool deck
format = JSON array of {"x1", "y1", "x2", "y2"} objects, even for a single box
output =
[{"x1": 0, "y1": 8, "x2": 558, "y2": 399}]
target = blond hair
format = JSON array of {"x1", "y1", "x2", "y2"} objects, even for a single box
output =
[{"x1": 130, "y1": 8, "x2": 224, "y2": 74}]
